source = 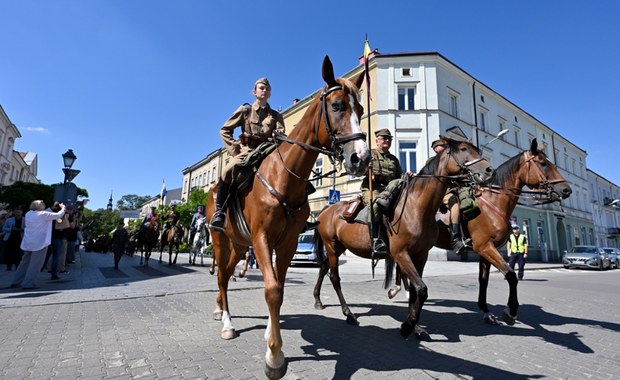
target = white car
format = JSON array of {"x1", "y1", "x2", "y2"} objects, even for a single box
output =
[
  {"x1": 602, "y1": 247, "x2": 620, "y2": 269},
  {"x1": 562, "y1": 245, "x2": 612, "y2": 270}
]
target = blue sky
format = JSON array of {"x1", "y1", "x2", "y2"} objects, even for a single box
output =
[{"x1": 1, "y1": 1, "x2": 618, "y2": 210}]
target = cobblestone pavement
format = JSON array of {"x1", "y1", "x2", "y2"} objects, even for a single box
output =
[{"x1": 0, "y1": 249, "x2": 619, "y2": 379}]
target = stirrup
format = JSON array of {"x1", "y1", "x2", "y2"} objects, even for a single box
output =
[{"x1": 372, "y1": 238, "x2": 388, "y2": 255}]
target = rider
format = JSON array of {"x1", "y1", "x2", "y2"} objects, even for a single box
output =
[
  {"x1": 162, "y1": 204, "x2": 182, "y2": 240},
  {"x1": 361, "y1": 128, "x2": 412, "y2": 255},
  {"x1": 210, "y1": 77, "x2": 286, "y2": 232},
  {"x1": 431, "y1": 138, "x2": 472, "y2": 254},
  {"x1": 138, "y1": 206, "x2": 157, "y2": 238},
  {"x1": 189, "y1": 205, "x2": 205, "y2": 244}
]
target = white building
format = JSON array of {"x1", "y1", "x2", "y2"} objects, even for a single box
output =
[
  {"x1": 588, "y1": 169, "x2": 620, "y2": 248},
  {"x1": 0, "y1": 105, "x2": 39, "y2": 186}
]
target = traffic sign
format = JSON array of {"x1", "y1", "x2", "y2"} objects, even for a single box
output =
[{"x1": 328, "y1": 189, "x2": 341, "y2": 204}]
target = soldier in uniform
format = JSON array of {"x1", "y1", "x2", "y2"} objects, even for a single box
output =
[
  {"x1": 162, "y1": 204, "x2": 182, "y2": 239},
  {"x1": 361, "y1": 128, "x2": 412, "y2": 254},
  {"x1": 431, "y1": 138, "x2": 471, "y2": 254},
  {"x1": 210, "y1": 77, "x2": 286, "y2": 231}
]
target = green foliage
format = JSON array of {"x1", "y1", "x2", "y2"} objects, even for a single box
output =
[
  {"x1": 177, "y1": 188, "x2": 210, "y2": 227},
  {"x1": 116, "y1": 194, "x2": 151, "y2": 210},
  {"x1": 0, "y1": 181, "x2": 55, "y2": 209},
  {"x1": 81, "y1": 208, "x2": 122, "y2": 240}
]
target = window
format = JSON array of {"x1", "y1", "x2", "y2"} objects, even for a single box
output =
[
  {"x1": 513, "y1": 127, "x2": 520, "y2": 148},
  {"x1": 479, "y1": 108, "x2": 488, "y2": 131},
  {"x1": 402, "y1": 68, "x2": 411, "y2": 76},
  {"x1": 312, "y1": 157, "x2": 323, "y2": 187},
  {"x1": 399, "y1": 141, "x2": 417, "y2": 173},
  {"x1": 449, "y1": 92, "x2": 459, "y2": 118},
  {"x1": 498, "y1": 119, "x2": 506, "y2": 140},
  {"x1": 212, "y1": 166, "x2": 217, "y2": 182},
  {"x1": 398, "y1": 87, "x2": 415, "y2": 110}
]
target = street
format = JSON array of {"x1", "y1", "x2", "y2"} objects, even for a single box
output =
[{"x1": 1, "y1": 250, "x2": 619, "y2": 379}]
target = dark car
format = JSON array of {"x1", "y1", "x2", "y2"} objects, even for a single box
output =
[
  {"x1": 602, "y1": 247, "x2": 620, "y2": 269},
  {"x1": 562, "y1": 245, "x2": 611, "y2": 270},
  {"x1": 291, "y1": 232, "x2": 320, "y2": 266}
]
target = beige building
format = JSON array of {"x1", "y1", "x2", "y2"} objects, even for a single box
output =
[{"x1": 0, "y1": 105, "x2": 39, "y2": 186}]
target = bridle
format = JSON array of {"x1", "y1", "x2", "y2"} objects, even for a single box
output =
[
  {"x1": 274, "y1": 84, "x2": 366, "y2": 181},
  {"x1": 416, "y1": 143, "x2": 490, "y2": 186}
]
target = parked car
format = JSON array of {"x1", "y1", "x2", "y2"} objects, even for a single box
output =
[
  {"x1": 562, "y1": 245, "x2": 611, "y2": 270},
  {"x1": 602, "y1": 247, "x2": 620, "y2": 269},
  {"x1": 291, "y1": 232, "x2": 320, "y2": 266}
]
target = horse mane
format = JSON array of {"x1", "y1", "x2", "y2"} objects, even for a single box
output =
[{"x1": 489, "y1": 153, "x2": 522, "y2": 187}]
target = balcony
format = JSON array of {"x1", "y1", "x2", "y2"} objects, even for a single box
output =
[{"x1": 607, "y1": 227, "x2": 620, "y2": 235}]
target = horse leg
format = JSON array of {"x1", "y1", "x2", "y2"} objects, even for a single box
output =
[
  {"x1": 388, "y1": 264, "x2": 402, "y2": 299},
  {"x1": 173, "y1": 243, "x2": 178, "y2": 265},
  {"x1": 209, "y1": 256, "x2": 216, "y2": 275},
  {"x1": 396, "y1": 255, "x2": 429, "y2": 340},
  {"x1": 313, "y1": 259, "x2": 330, "y2": 310},
  {"x1": 261, "y1": 243, "x2": 294, "y2": 380},
  {"x1": 327, "y1": 258, "x2": 359, "y2": 325},
  {"x1": 477, "y1": 244, "x2": 519, "y2": 325},
  {"x1": 239, "y1": 251, "x2": 250, "y2": 277},
  {"x1": 477, "y1": 258, "x2": 499, "y2": 324},
  {"x1": 158, "y1": 244, "x2": 163, "y2": 264}
]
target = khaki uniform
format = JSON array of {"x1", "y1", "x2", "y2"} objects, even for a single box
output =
[
  {"x1": 361, "y1": 149, "x2": 404, "y2": 218},
  {"x1": 220, "y1": 100, "x2": 285, "y2": 182}
]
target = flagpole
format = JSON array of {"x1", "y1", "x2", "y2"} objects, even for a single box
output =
[{"x1": 364, "y1": 36, "x2": 374, "y2": 223}]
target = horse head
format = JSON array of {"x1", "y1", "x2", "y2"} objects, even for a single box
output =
[
  {"x1": 520, "y1": 138, "x2": 572, "y2": 202},
  {"x1": 314, "y1": 55, "x2": 371, "y2": 177},
  {"x1": 437, "y1": 137, "x2": 493, "y2": 184}
]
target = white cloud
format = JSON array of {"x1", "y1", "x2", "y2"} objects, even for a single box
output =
[{"x1": 23, "y1": 127, "x2": 50, "y2": 134}]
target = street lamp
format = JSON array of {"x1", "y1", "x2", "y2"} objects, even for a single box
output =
[
  {"x1": 481, "y1": 129, "x2": 509, "y2": 149},
  {"x1": 61, "y1": 149, "x2": 80, "y2": 184}
]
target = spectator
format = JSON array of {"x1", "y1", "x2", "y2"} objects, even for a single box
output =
[
  {"x1": 11, "y1": 200, "x2": 65, "y2": 290},
  {"x1": 2, "y1": 206, "x2": 25, "y2": 271},
  {"x1": 111, "y1": 222, "x2": 129, "y2": 270}
]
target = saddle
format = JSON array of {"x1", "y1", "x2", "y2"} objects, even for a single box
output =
[{"x1": 339, "y1": 196, "x2": 370, "y2": 225}]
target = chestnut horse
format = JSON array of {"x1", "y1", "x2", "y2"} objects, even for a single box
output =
[
  {"x1": 205, "y1": 56, "x2": 370, "y2": 379},
  {"x1": 137, "y1": 217, "x2": 159, "y2": 266},
  {"x1": 159, "y1": 225, "x2": 182, "y2": 265},
  {"x1": 312, "y1": 138, "x2": 493, "y2": 335},
  {"x1": 432, "y1": 138, "x2": 572, "y2": 324}
]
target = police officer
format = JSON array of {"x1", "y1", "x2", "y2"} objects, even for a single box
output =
[
  {"x1": 211, "y1": 77, "x2": 286, "y2": 231},
  {"x1": 431, "y1": 138, "x2": 472, "y2": 254},
  {"x1": 507, "y1": 225, "x2": 528, "y2": 280},
  {"x1": 362, "y1": 128, "x2": 411, "y2": 254}
]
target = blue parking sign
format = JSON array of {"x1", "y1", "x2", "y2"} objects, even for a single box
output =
[{"x1": 328, "y1": 189, "x2": 340, "y2": 204}]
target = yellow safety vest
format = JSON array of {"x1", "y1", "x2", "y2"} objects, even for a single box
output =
[{"x1": 509, "y1": 234, "x2": 526, "y2": 253}]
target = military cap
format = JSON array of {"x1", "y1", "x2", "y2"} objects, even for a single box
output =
[
  {"x1": 254, "y1": 77, "x2": 271, "y2": 88},
  {"x1": 512, "y1": 225, "x2": 520, "y2": 230},
  {"x1": 431, "y1": 138, "x2": 448, "y2": 149},
  {"x1": 374, "y1": 128, "x2": 392, "y2": 138}
]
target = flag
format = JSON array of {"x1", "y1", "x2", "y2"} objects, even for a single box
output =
[
  {"x1": 363, "y1": 37, "x2": 372, "y2": 100},
  {"x1": 160, "y1": 180, "x2": 167, "y2": 200}
]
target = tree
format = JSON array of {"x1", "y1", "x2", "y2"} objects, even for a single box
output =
[
  {"x1": 80, "y1": 208, "x2": 121, "y2": 240},
  {"x1": 116, "y1": 194, "x2": 152, "y2": 210},
  {"x1": 0, "y1": 181, "x2": 88, "y2": 210},
  {"x1": 177, "y1": 188, "x2": 210, "y2": 227}
]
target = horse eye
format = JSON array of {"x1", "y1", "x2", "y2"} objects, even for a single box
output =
[{"x1": 331, "y1": 101, "x2": 345, "y2": 112}]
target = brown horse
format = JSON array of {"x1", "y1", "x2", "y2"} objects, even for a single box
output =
[
  {"x1": 137, "y1": 218, "x2": 159, "y2": 266},
  {"x1": 312, "y1": 137, "x2": 493, "y2": 336},
  {"x1": 160, "y1": 224, "x2": 182, "y2": 265},
  {"x1": 205, "y1": 56, "x2": 371, "y2": 379},
  {"x1": 432, "y1": 138, "x2": 572, "y2": 324}
]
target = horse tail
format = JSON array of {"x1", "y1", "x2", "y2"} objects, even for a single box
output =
[
  {"x1": 384, "y1": 256, "x2": 395, "y2": 289},
  {"x1": 313, "y1": 228, "x2": 326, "y2": 263}
]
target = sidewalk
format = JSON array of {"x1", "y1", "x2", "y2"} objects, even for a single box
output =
[{"x1": 0, "y1": 248, "x2": 563, "y2": 308}]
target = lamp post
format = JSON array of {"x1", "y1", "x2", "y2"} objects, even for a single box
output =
[
  {"x1": 480, "y1": 129, "x2": 509, "y2": 149},
  {"x1": 54, "y1": 149, "x2": 80, "y2": 206}
]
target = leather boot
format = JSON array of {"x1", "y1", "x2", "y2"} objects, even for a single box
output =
[
  {"x1": 375, "y1": 197, "x2": 390, "y2": 212},
  {"x1": 371, "y1": 221, "x2": 388, "y2": 255},
  {"x1": 210, "y1": 179, "x2": 230, "y2": 232},
  {"x1": 450, "y1": 223, "x2": 471, "y2": 254}
]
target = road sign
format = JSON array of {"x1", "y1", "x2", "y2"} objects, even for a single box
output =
[{"x1": 328, "y1": 189, "x2": 340, "y2": 205}]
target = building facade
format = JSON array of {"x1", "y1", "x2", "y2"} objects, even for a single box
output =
[
  {"x1": 588, "y1": 169, "x2": 620, "y2": 248},
  {"x1": 280, "y1": 51, "x2": 593, "y2": 262},
  {"x1": 0, "y1": 105, "x2": 39, "y2": 186}
]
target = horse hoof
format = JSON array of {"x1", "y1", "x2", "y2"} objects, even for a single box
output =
[
  {"x1": 209, "y1": 268, "x2": 215, "y2": 275},
  {"x1": 483, "y1": 313, "x2": 499, "y2": 325},
  {"x1": 314, "y1": 302, "x2": 325, "y2": 310},
  {"x1": 168, "y1": 262, "x2": 172, "y2": 266},
  {"x1": 213, "y1": 310, "x2": 223, "y2": 321},
  {"x1": 502, "y1": 309, "x2": 517, "y2": 326},
  {"x1": 414, "y1": 325, "x2": 430, "y2": 340},
  {"x1": 239, "y1": 270, "x2": 246, "y2": 278},
  {"x1": 264, "y1": 360, "x2": 287, "y2": 380},
  {"x1": 220, "y1": 328, "x2": 236, "y2": 340},
  {"x1": 400, "y1": 321, "x2": 414, "y2": 339},
  {"x1": 346, "y1": 315, "x2": 359, "y2": 326}
]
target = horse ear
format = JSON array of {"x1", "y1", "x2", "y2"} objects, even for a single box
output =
[
  {"x1": 530, "y1": 138, "x2": 538, "y2": 154},
  {"x1": 322, "y1": 55, "x2": 338, "y2": 88},
  {"x1": 353, "y1": 69, "x2": 364, "y2": 90}
]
